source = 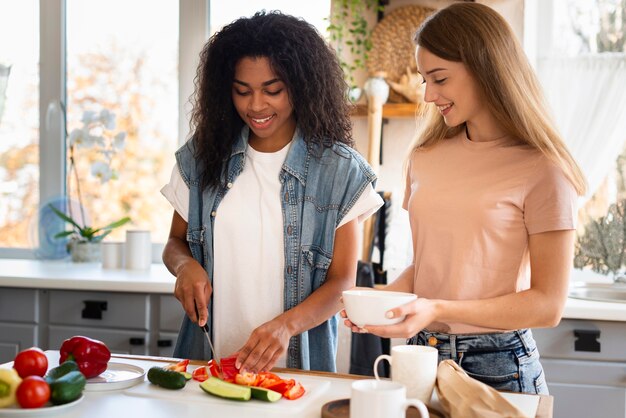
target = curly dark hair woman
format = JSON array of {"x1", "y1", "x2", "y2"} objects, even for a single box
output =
[{"x1": 190, "y1": 11, "x2": 353, "y2": 190}]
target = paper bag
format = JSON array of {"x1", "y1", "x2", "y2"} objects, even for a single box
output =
[{"x1": 435, "y1": 359, "x2": 529, "y2": 418}]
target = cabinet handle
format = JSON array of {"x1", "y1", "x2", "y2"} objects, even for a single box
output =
[
  {"x1": 573, "y1": 329, "x2": 601, "y2": 352},
  {"x1": 82, "y1": 300, "x2": 108, "y2": 320},
  {"x1": 129, "y1": 337, "x2": 145, "y2": 346},
  {"x1": 157, "y1": 339, "x2": 173, "y2": 348}
]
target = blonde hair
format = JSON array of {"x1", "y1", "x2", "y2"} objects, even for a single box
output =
[{"x1": 409, "y1": 3, "x2": 587, "y2": 196}]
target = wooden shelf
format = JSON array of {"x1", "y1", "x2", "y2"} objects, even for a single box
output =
[{"x1": 352, "y1": 102, "x2": 419, "y2": 118}]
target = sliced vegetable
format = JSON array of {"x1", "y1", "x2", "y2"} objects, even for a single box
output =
[
  {"x1": 235, "y1": 371, "x2": 258, "y2": 386},
  {"x1": 59, "y1": 336, "x2": 111, "y2": 378},
  {"x1": 0, "y1": 368, "x2": 22, "y2": 408},
  {"x1": 163, "y1": 359, "x2": 189, "y2": 373},
  {"x1": 219, "y1": 355, "x2": 238, "y2": 382},
  {"x1": 250, "y1": 386, "x2": 282, "y2": 402},
  {"x1": 191, "y1": 367, "x2": 209, "y2": 382},
  {"x1": 283, "y1": 381, "x2": 305, "y2": 400},
  {"x1": 13, "y1": 348, "x2": 48, "y2": 378},
  {"x1": 48, "y1": 370, "x2": 86, "y2": 405},
  {"x1": 199, "y1": 377, "x2": 250, "y2": 401},
  {"x1": 147, "y1": 367, "x2": 186, "y2": 390},
  {"x1": 207, "y1": 359, "x2": 221, "y2": 378},
  {"x1": 16, "y1": 376, "x2": 50, "y2": 409}
]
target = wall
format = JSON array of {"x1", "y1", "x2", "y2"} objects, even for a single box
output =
[{"x1": 336, "y1": 0, "x2": 525, "y2": 374}]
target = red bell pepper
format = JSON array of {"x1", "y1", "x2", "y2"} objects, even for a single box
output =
[
  {"x1": 191, "y1": 366, "x2": 209, "y2": 382},
  {"x1": 59, "y1": 336, "x2": 111, "y2": 378},
  {"x1": 283, "y1": 381, "x2": 305, "y2": 400},
  {"x1": 164, "y1": 359, "x2": 189, "y2": 373},
  {"x1": 219, "y1": 355, "x2": 238, "y2": 383},
  {"x1": 207, "y1": 359, "x2": 221, "y2": 378}
]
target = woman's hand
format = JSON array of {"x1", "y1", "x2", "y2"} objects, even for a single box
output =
[
  {"x1": 344, "y1": 297, "x2": 438, "y2": 339},
  {"x1": 174, "y1": 260, "x2": 212, "y2": 326},
  {"x1": 235, "y1": 318, "x2": 292, "y2": 373}
]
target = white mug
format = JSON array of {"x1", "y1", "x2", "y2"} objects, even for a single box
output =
[
  {"x1": 350, "y1": 379, "x2": 429, "y2": 418},
  {"x1": 101, "y1": 241, "x2": 125, "y2": 269},
  {"x1": 374, "y1": 345, "x2": 438, "y2": 404},
  {"x1": 125, "y1": 230, "x2": 152, "y2": 270}
]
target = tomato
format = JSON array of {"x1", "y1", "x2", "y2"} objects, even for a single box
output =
[
  {"x1": 16, "y1": 376, "x2": 50, "y2": 409},
  {"x1": 191, "y1": 366, "x2": 209, "y2": 382},
  {"x1": 13, "y1": 348, "x2": 48, "y2": 378}
]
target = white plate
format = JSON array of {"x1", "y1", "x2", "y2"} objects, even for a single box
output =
[
  {"x1": 0, "y1": 396, "x2": 83, "y2": 417},
  {"x1": 85, "y1": 362, "x2": 146, "y2": 391}
]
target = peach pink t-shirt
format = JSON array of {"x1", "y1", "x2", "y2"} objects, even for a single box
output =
[{"x1": 403, "y1": 131, "x2": 578, "y2": 334}]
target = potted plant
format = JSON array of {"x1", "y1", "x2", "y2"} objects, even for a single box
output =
[
  {"x1": 49, "y1": 106, "x2": 131, "y2": 262},
  {"x1": 327, "y1": 0, "x2": 382, "y2": 101},
  {"x1": 574, "y1": 199, "x2": 626, "y2": 282}
]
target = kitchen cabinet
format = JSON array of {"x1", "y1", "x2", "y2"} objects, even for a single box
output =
[
  {"x1": 533, "y1": 318, "x2": 626, "y2": 418},
  {"x1": 0, "y1": 285, "x2": 184, "y2": 363}
]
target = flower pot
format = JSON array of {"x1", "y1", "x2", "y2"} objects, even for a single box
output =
[{"x1": 70, "y1": 241, "x2": 101, "y2": 263}]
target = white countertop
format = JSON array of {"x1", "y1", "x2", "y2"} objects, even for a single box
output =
[
  {"x1": 0, "y1": 352, "x2": 551, "y2": 418},
  {"x1": 0, "y1": 258, "x2": 175, "y2": 294},
  {"x1": 1, "y1": 259, "x2": 625, "y2": 322}
]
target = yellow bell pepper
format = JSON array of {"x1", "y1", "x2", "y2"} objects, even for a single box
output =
[{"x1": 0, "y1": 368, "x2": 22, "y2": 408}]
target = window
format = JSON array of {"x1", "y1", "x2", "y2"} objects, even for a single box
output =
[{"x1": 0, "y1": 0, "x2": 39, "y2": 250}]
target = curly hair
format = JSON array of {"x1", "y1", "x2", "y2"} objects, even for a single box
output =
[{"x1": 189, "y1": 11, "x2": 353, "y2": 190}]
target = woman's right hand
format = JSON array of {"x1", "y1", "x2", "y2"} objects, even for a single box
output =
[{"x1": 174, "y1": 260, "x2": 212, "y2": 326}]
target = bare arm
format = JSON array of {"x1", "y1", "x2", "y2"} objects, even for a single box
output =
[
  {"x1": 364, "y1": 229, "x2": 575, "y2": 338},
  {"x1": 162, "y1": 211, "x2": 212, "y2": 327},
  {"x1": 236, "y1": 218, "x2": 360, "y2": 372}
]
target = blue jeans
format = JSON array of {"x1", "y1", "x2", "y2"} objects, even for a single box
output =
[{"x1": 411, "y1": 329, "x2": 548, "y2": 395}]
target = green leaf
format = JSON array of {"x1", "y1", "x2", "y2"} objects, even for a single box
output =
[
  {"x1": 53, "y1": 230, "x2": 76, "y2": 239},
  {"x1": 48, "y1": 204, "x2": 83, "y2": 230}
]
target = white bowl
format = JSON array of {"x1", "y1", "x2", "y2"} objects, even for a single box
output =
[{"x1": 343, "y1": 289, "x2": 417, "y2": 328}]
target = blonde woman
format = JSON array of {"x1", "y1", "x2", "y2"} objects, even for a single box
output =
[{"x1": 343, "y1": 3, "x2": 586, "y2": 394}]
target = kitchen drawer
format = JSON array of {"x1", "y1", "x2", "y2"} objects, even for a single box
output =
[
  {"x1": 49, "y1": 325, "x2": 149, "y2": 356},
  {"x1": 155, "y1": 332, "x2": 178, "y2": 358},
  {"x1": 542, "y1": 358, "x2": 626, "y2": 387},
  {"x1": 549, "y1": 382, "x2": 626, "y2": 418},
  {"x1": 159, "y1": 295, "x2": 184, "y2": 332},
  {"x1": 0, "y1": 323, "x2": 38, "y2": 364},
  {"x1": 533, "y1": 319, "x2": 626, "y2": 362},
  {"x1": 0, "y1": 288, "x2": 38, "y2": 322},
  {"x1": 49, "y1": 290, "x2": 149, "y2": 330}
]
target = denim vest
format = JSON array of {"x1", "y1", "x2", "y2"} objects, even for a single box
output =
[{"x1": 172, "y1": 127, "x2": 376, "y2": 371}]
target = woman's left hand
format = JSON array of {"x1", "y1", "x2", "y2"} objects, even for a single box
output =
[
  {"x1": 235, "y1": 318, "x2": 292, "y2": 373},
  {"x1": 357, "y1": 298, "x2": 438, "y2": 339}
]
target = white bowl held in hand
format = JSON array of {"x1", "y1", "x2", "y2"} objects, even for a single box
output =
[{"x1": 343, "y1": 289, "x2": 417, "y2": 328}]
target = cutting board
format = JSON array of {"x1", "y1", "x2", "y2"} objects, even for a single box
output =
[{"x1": 124, "y1": 372, "x2": 330, "y2": 412}]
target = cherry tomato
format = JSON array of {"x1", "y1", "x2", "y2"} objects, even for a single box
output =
[
  {"x1": 13, "y1": 347, "x2": 48, "y2": 378},
  {"x1": 16, "y1": 376, "x2": 50, "y2": 409}
]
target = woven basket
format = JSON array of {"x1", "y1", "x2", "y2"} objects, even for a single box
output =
[{"x1": 367, "y1": 5, "x2": 435, "y2": 102}]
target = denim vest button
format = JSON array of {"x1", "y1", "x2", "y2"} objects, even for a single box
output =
[
  {"x1": 211, "y1": 211, "x2": 216, "y2": 217},
  {"x1": 428, "y1": 336, "x2": 438, "y2": 346},
  {"x1": 284, "y1": 192, "x2": 289, "y2": 201},
  {"x1": 227, "y1": 182, "x2": 233, "y2": 188},
  {"x1": 287, "y1": 266, "x2": 293, "y2": 274},
  {"x1": 287, "y1": 225, "x2": 293, "y2": 235}
]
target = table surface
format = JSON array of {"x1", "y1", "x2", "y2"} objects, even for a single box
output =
[{"x1": 0, "y1": 352, "x2": 552, "y2": 418}]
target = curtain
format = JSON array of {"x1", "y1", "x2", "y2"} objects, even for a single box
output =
[{"x1": 538, "y1": 54, "x2": 626, "y2": 201}]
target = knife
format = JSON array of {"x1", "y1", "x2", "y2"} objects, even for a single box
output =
[
  {"x1": 201, "y1": 322, "x2": 219, "y2": 362},
  {"x1": 195, "y1": 303, "x2": 218, "y2": 362}
]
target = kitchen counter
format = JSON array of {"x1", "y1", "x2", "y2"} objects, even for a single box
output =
[
  {"x1": 0, "y1": 352, "x2": 553, "y2": 418},
  {"x1": 0, "y1": 258, "x2": 175, "y2": 293}
]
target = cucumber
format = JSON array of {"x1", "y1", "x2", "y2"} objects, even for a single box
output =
[
  {"x1": 199, "y1": 377, "x2": 251, "y2": 401},
  {"x1": 147, "y1": 367, "x2": 187, "y2": 390},
  {"x1": 45, "y1": 360, "x2": 80, "y2": 384},
  {"x1": 250, "y1": 386, "x2": 282, "y2": 402},
  {"x1": 49, "y1": 370, "x2": 87, "y2": 405},
  {"x1": 180, "y1": 371, "x2": 192, "y2": 381}
]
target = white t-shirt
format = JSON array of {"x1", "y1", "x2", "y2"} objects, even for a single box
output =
[{"x1": 161, "y1": 142, "x2": 383, "y2": 366}]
